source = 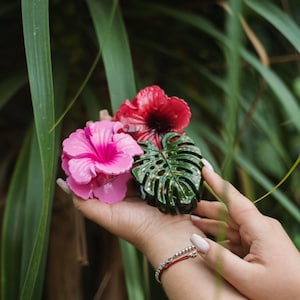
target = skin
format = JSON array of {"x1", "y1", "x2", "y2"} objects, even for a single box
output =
[
  {"x1": 191, "y1": 167, "x2": 300, "y2": 300},
  {"x1": 57, "y1": 166, "x2": 300, "y2": 299},
  {"x1": 58, "y1": 175, "x2": 245, "y2": 299}
]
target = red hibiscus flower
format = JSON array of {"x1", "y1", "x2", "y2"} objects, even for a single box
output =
[{"x1": 114, "y1": 85, "x2": 191, "y2": 149}]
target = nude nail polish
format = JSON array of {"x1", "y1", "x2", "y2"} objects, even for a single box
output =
[
  {"x1": 200, "y1": 158, "x2": 214, "y2": 171},
  {"x1": 56, "y1": 178, "x2": 71, "y2": 194},
  {"x1": 190, "y1": 233, "x2": 210, "y2": 254}
]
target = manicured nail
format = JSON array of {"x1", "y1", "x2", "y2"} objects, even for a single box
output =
[
  {"x1": 201, "y1": 158, "x2": 214, "y2": 172},
  {"x1": 190, "y1": 233, "x2": 210, "y2": 254},
  {"x1": 99, "y1": 109, "x2": 112, "y2": 121},
  {"x1": 56, "y1": 178, "x2": 71, "y2": 194},
  {"x1": 190, "y1": 214, "x2": 202, "y2": 222}
]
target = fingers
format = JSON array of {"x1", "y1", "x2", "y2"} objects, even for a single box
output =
[
  {"x1": 56, "y1": 178, "x2": 159, "y2": 248},
  {"x1": 56, "y1": 178, "x2": 71, "y2": 194},
  {"x1": 190, "y1": 234, "x2": 260, "y2": 291},
  {"x1": 99, "y1": 109, "x2": 112, "y2": 120},
  {"x1": 193, "y1": 200, "x2": 228, "y2": 220},
  {"x1": 72, "y1": 194, "x2": 144, "y2": 228},
  {"x1": 72, "y1": 195, "x2": 114, "y2": 228},
  {"x1": 56, "y1": 178, "x2": 115, "y2": 228},
  {"x1": 56, "y1": 177, "x2": 142, "y2": 231},
  {"x1": 220, "y1": 240, "x2": 248, "y2": 257},
  {"x1": 71, "y1": 195, "x2": 146, "y2": 246},
  {"x1": 191, "y1": 216, "x2": 241, "y2": 244},
  {"x1": 193, "y1": 200, "x2": 240, "y2": 233},
  {"x1": 202, "y1": 167, "x2": 262, "y2": 227}
]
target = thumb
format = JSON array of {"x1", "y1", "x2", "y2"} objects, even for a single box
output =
[{"x1": 190, "y1": 233, "x2": 256, "y2": 290}]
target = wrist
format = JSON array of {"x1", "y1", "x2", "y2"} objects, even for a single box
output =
[
  {"x1": 155, "y1": 244, "x2": 198, "y2": 283},
  {"x1": 140, "y1": 218, "x2": 204, "y2": 268}
]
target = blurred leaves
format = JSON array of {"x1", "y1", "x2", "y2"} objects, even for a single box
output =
[
  {"x1": 86, "y1": 0, "x2": 148, "y2": 299},
  {"x1": 244, "y1": 0, "x2": 300, "y2": 52},
  {"x1": 87, "y1": 0, "x2": 136, "y2": 113},
  {"x1": 1, "y1": 0, "x2": 300, "y2": 299},
  {"x1": 0, "y1": 70, "x2": 27, "y2": 110}
]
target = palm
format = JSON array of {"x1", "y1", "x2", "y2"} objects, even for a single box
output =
[{"x1": 73, "y1": 184, "x2": 192, "y2": 252}]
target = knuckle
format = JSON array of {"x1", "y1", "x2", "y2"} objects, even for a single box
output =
[{"x1": 265, "y1": 216, "x2": 282, "y2": 230}]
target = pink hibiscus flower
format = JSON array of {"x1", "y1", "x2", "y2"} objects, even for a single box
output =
[
  {"x1": 114, "y1": 85, "x2": 191, "y2": 149},
  {"x1": 61, "y1": 120, "x2": 143, "y2": 204}
]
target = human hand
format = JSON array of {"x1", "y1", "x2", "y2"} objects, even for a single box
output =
[
  {"x1": 57, "y1": 175, "x2": 246, "y2": 299},
  {"x1": 56, "y1": 177, "x2": 202, "y2": 267},
  {"x1": 190, "y1": 167, "x2": 300, "y2": 300}
]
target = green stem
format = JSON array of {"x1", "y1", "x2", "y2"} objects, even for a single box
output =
[{"x1": 254, "y1": 155, "x2": 300, "y2": 204}]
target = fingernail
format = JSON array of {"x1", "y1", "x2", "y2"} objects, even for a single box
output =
[
  {"x1": 99, "y1": 109, "x2": 112, "y2": 121},
  {"x1": 190, "y1": 233, "x2": 210, "y2": 254},
  {"x1": 201, "y1": 158, "x2": 214, "y2": 172},
  {"x1": 190, "y1": 214, "x2": 202, "y2": 222},
  {"x1": 56, "y1": 178, "x2": 71, "y2": 194}
]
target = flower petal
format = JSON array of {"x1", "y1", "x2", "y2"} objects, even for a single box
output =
[
  {"x1": 157, "y1": 96, "x2": 191, "y2": 132},
  {"x1": 114, "y1": 85, "x2": 191, "y2": 149},
  {"x1": 67, "y1": 176, "x2": 93, "y2": 200},
  {"x1": 61, "y1": 153, "x2": 71, "y2": 176},
  {"x1": 63, "y1": 128, "x2": 96, "y2": 158},
  {"x1": 93, "y1": 132, "x2": 143, "y2": 175},
  {"x1": 93, "y1": 172, "x2": 132, "y2": 204},
  {"x1": 133, "y1": 85, "x2": 166, "y2": 108},
  {"x1": 113, "y1": 132, "x2": 143, "y2": 157},
  {"x1": 114, "y1": 100, "x2": 147, "y2": 132},
  {"x1": 68, "y1": 157, "x2": 97, "y2": 184},
  {"x1": 86, "y1": 120, "x2": 123, "y2": 162},
  {"x1": 94, "y1": 153, "x2": 134, "y2": 175},
  {"x1": 136, "y1": 130, "x2": 161, "y2": 149},
  {"x1": 61, "y1": 119, "x2": 142, "y2": 202}
]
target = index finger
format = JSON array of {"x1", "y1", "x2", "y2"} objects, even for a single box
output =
[{"x1": 202, "y1": 167, "x2": 262, "y2": 226}]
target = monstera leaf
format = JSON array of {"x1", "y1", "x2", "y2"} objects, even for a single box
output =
[{"x1": 132, "y1": 133, "x2": 203, "y2": 214}]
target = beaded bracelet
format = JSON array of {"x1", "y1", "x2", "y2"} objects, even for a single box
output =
[{"x1": 155, "y1": 245, "x2": 198, "y2": 283}]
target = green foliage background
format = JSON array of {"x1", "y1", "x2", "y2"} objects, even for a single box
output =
[{"x1": 0, "y1": 0, "x2": 299, "y2": 299}]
